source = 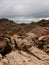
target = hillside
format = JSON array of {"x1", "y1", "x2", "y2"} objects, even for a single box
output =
[
  {"x1": 0, "y1": 18, "x2": 49, "y2": 65},
  {"x1": 0, "y1": 18, "x2": 22, "y2": 36},
  {"x1": 0, "y1": 18, "x2": 49, "y2": 36}
]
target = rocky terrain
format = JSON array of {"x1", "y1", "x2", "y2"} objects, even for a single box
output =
[{"x1": 0, "y1": 18, "x2": 49, "y2": 65}]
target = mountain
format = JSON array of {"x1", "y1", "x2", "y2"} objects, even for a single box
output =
[
  {"x1": 0, "y1": 18, "x2": 49, "y2": 65},
  {"x1": 0, "y1": 18, "x2": 22, "y2": 36},
  {"x1": 37, "y1": 19, "x2": 49, "y2": 27},
  {"x1": 0, "y1": 18, "x2": 49, "y2": 36},
  {"x1": 26, "y1": 19, "x2": 49, "y2": 36}
]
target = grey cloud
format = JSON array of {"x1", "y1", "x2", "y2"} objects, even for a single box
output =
[{"x1": 0, "y1": 0, "x2": 49, "y2": 22}]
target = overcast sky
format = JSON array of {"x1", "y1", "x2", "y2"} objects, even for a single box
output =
[{"x1": 0, "y1": 0, "x2": 49, "y2": 23}]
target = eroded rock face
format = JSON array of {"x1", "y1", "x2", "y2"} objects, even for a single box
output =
[
  {"x1": 0, "y1": 46, "x2": 49, "y2": 65},
  {"x1": 10, "y1": 32, "x2": 38, "y2": 50},
  {"x1": 0, "y1": 32, "x2": 49, "y2": 57},
  {"x1": 10, "y1": 34, "x2": 31, "y2": 50},
  {"x1": 0, "y1": 32, "x2": 49, "y2": 65},
  {"x1": 37, "y1": 35, "x2": 49, "y2": 54},
  {"x1": 0, "y1": 18, "x2": 49, "y2": 65},
  {"x1": 0, "y1": 36, "x2": 16, "y2": 56},
  {"x1": 26, "y1": 32, "x2": 38, "y2": 46},
  {"x1": 0, "y1": 32, "x2": 38, "y2": 56},
  {"x1": 0, "y1": 50, "x2": 47, "y2": 65}
]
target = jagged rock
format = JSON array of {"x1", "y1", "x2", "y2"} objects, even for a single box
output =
[
  {"x1": 26, "y1": 32, "x2": 38, "y2": 46},
  {"x1": 5, "y1": 37, "x2": 16, "y2": 50},
  {"x1": 0, "y1": 36, "x2": 16, "y2": 56},
  {"x1": 37, "y1": 35, "x2": 49, "y2": 53},
  {"x1": 10, "y1": 34, "x2": 32, "y2": 50}
]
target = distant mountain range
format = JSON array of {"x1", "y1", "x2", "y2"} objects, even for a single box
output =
[{"x1": 0, "y1": 18, "x2": 49, "y2": 36}]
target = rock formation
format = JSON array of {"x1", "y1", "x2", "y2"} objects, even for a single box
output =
[{"x1": 0, "y1": 18, "x2": 49, "y2": 65}]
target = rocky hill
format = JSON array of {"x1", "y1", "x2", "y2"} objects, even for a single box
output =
[
  {"x1": 0, "y1": 18, "x2": 49, "y2": 35},
  {"x1": 0, "y1": 18, "x2": 49, "y2": 65},
  {"x1": 0, "y1": 18, "x2": 21, "y2": 36},
  {"x1": 37, "y1": 19, "x2": 49, "y2": 27}
]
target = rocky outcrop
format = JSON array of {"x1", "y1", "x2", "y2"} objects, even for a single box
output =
[
  {"x1": 0, "y1": 18, "x2": 49, "y2": 36},
  {"x1": 0, "y1": 32, "x2": 49, "y2": 56},
  {"x1": 0, "y1": 46, "x2": 49, "y2": 65},
  {"x1": 0, "y1": 18, "x2": 49, "y2": 65},
  {"x1": 0, "y1": 50, "x2": 46, "y2": 65}
]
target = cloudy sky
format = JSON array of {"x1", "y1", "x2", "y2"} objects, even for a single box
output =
[{"x1": 0, "y1": 0, "x2": 49, "y2": 23}]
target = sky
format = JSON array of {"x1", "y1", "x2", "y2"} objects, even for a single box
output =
[{"x1": 0, "y1": 0, "x2": 49, "y2": 23}]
